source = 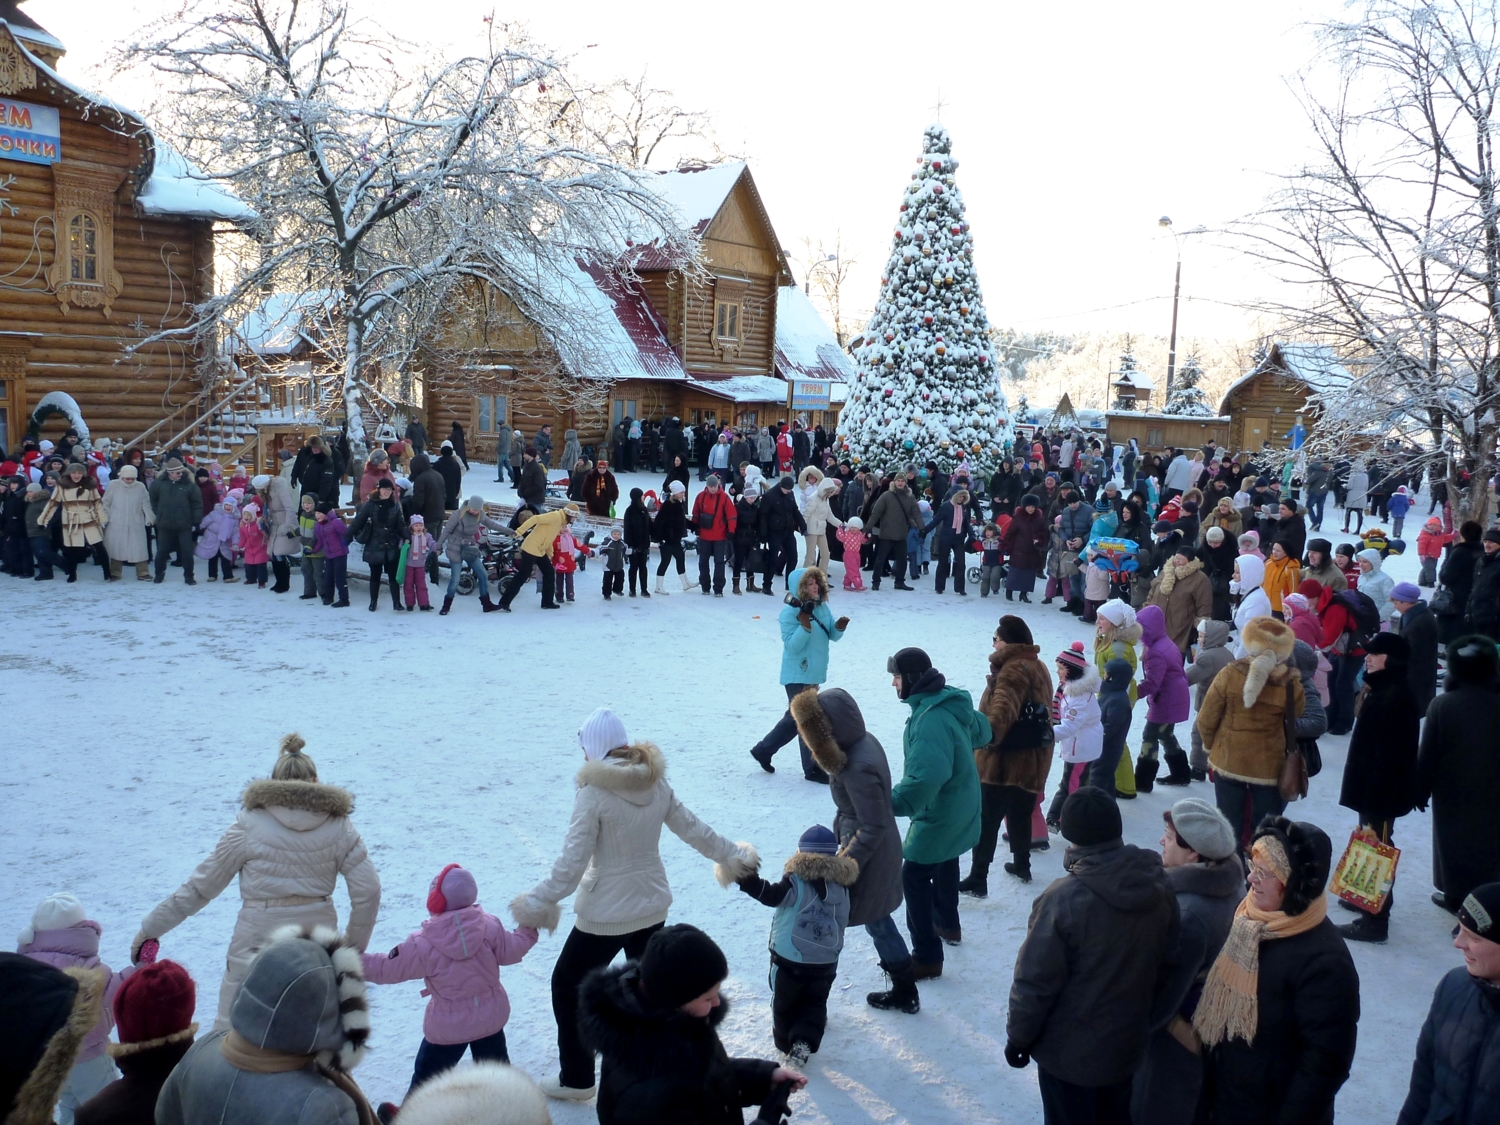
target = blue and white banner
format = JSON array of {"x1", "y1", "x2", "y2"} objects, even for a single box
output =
[{"x1": 0, "y1": 99, "x2": 60, "y2": 165}]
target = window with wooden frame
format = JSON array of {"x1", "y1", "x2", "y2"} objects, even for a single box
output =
[
  {"x1": 476, "y1": 394, "x2": 508, "y2": 433},
  {"x1": 1147, "y1": 427, "x2": 1164, "y2": 446},
  {"x1": 714, "y1": 300, "x2": 740, "y2": 342},
  {"x1": 48, "y1": 167, "x2": 124, "y2": 316}
]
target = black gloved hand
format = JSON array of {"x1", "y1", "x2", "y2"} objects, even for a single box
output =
[
  {"x1": 1004, "y1": 1043, "x2": 1030, "y2": 1069},
  {"x1": 753, "y1": 1080, "x2": 794, "y2": 1125}
]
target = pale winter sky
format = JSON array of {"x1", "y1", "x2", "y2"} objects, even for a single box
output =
[{"x1": 36, "y1": 0, "x2": 1344, "y2": 343}]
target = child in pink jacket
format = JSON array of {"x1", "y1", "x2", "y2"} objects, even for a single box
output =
[
  {"x1": 18, "y1": 893, "x2": 141, "y2": 1123},
  {"x1": 836, "y1": 517, "x2": 867, "y2": 590},
  {"x1": 239, "y1": 503, "x2": 269, "y2": 587},
  {"x1": 362, "y1": 864, "x2": 538, "y2": 1102}
]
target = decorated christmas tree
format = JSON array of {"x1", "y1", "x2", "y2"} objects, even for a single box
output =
[
  {"x1": 841, "y1": 125, "x2": 1011, "y2": 472},
  {"x1": 1162, "y1": 354, "x2": 1215, "y2": 416}
]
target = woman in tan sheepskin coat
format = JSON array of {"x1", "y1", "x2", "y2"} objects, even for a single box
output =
[
  {"x1": 132, "y1": 735, "x2": 381, "y2": 1029},
  {"x1": 1196, "y1": 617, "x2": 1305, "y2": 848}
]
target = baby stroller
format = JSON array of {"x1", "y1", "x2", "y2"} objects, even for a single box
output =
[{"x1": 458, "y1": 529, "x2": 520, "y2": 596}]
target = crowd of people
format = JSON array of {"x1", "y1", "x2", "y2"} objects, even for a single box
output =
[{"x1": 6, "y1": 422, "x2": 1500, "y2": 1125}]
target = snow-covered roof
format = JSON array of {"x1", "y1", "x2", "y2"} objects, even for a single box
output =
[
  {"x1": 1216, "y1": 342, "x2": 1353, "y2": 415},
  {"x1": 1112, "y1": 371, "x2": 1155, "y2": 392},
  {"x1": 1104, "y1": 409, "x2": 1229, "y2": 423},
  {"x1": 648, "y1": 162, "x2": 747, "y2": 236},
  {"x1": 686, "y1": 375, "x2": 790, "y2": 404},
  {"x1": 233, "y1": 291, "x2": 337, "y2": 356},
  {"x1": 1031, "y1": 406, "x2": 1108, "y2": 430},
  {"x1": 549, "y1": 258, "x2": 688, "y2": 382},
  {"x1": 3, "y1": 8, "x2": 63, "y2": 55},
  {"x1": 138, "y1": 143, "x2": 259, "y2": 223},
  {"x1": 774, "y1": 286, "x2": 854, "y2": 383},
  {"x1": 0, "y1": 21, "x2": 255, "y2": 225}
]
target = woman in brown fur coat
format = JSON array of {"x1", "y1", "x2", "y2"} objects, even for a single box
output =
[{"x1": 963, "y1": 615, "x2": 1055, "y2": 891}]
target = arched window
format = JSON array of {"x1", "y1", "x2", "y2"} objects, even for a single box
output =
[{"x1": 68, "y1": 212, "x2": 98, "y2": 283}]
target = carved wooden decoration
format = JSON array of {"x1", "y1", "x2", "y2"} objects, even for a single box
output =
[
  {"x1": 48, "y1": 167, "x2": 125, "y2": 316},
  {"x1": 0, "y1": 37, "x2": 37, "y2": 95}
]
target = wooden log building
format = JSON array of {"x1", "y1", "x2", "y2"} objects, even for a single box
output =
[
  {"x1": 1217, "y1": 341, "x2": 1350, "y2": 453},
  {"x1": 421, "y1": 163, "x2": 853, "y2": 463},
  {"x1": 0, "y1": 3, "x2": 255, "y2": 455}
]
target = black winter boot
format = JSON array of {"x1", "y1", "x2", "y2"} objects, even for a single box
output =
[
  {"x1": 1159, "y1": 749, "x2": 1192, "y2": 786},
  {"x1": 480, "y1": 594, "x2": 500, "y2": 613},
  {"x1": 389, "y1": 579, "x2": 404, "y2": 611},
  {"x1": 958, "y1": 867, "x2": 988, "y2": 898},
  {"x1": 1004, "y1": 859, "x2": 1032, "y2": 883},
  {"x1": 1338, "y1": 905, "x2": 1390, "y2": 943},
  {"x1": 440, "y1": 595, "x2": 454, "y2": 615},
  {"x1": 1135, "y1": 755, "x2": 1160, "y2": 794},
  {"x1": 866, "y1": 962, "x2": 920, "y2": 1014}
]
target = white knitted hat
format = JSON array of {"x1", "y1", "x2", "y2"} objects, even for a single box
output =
[
  {"x1": 20, "y1": 892, "x2": 86, "y2": 945},
  {"x1": 578, "y1": 707, "x2": 628, "y2": 761}
]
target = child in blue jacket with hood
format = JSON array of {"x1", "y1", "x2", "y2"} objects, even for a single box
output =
[
  {"x1": 749, "y1": 566, "x2": 847, "y2": 782},
  {"x1": 1090, "y1": 657, "x2": 1136, "y2": 798},
  {"x1": 729, "y1": 824, "x2": 855, "y2": 1065}
]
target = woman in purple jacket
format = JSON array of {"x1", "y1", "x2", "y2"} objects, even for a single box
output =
[{"x1": 1135, "y1": 604, "x2": 1192, "y2": 792}]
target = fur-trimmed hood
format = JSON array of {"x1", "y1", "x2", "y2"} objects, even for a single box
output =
[
  {"x1": 1238, "y1": 616, "x2": 1297, "y2": 707},
  {"x1": 395, "y1": 1062, "x2": 552, "y2": 1125},
  {"x1": 1062, "y1": 664, "x2": 1102, "y2": 698},
  {"x1": 4, "y1": 963, "x2": 106, "y2": 1125},
  {"x1": 787, "y1": 565, "x2": 830, "y2": 603},
  {"x1": 241, "y1": 779, "x2": 353, "y2": 818},
  {"x1": 791, "y1": 686, "x2": 860, "y2": 775},
  {"x1": 578, "y1": 961, "x2": 729, "y2": 1062},
  {"x1": 785, "y1": 851, "x2": 859, "y2": 886},
  {"x1": 575, "y1": 742, "x2": 666, "y2": 800}
]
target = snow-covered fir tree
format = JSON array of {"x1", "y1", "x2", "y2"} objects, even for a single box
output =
[
  {"x1": 1015, "y1": 392, "x2": 1032, "y2": 424},
  {"x1": 1111, "y1": 352, "x2": 1143, "y2": 410},
  {"x1": 1162, "y1": 354, "x2": 1215, "y2": 416},
  {"x1": 841, "y1": 125, "x2": 1011, "y2": 472}
]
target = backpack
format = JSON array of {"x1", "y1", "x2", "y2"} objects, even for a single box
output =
[{"x1": 1335, "y1": 589, "x2": 1381, "y2": 649}]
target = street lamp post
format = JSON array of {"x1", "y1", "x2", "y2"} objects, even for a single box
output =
[
  {"x1": 1157, "y1": 217, "x2": 1205, "y2": 398},
  {"x1": 803, "y1": 252, "x2": 836, "y2": 295}
]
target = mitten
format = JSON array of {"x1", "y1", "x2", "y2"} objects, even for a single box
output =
[
  {"x1": 131, "y1": 932, "x2": 154, "y2": 964},
  {"x1": 798, "y1": 610, "x2": 813, "y2": 631},
  {"x1": 136, "y1": 939, "x2": 160, "y2": 964},
  {"x1": 1004, "y1": 1043, "x2": 1030, "y2": 1069},
  {"x1": 834, "y1": 616, "x2": 850, "y2": 631}
]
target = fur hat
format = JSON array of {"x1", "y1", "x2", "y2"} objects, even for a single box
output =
[
  {"x1": 395, "y1": 1063, "x2": 552, "y2": 1125},
  {"x1": 1060, "y1": 787, "x2": 1122, "y2": 847},
  {"x1": 1307, "y1": 537, "x2": 1332, "y2": 556},
  {"x1": 1239, "y1": 617, "x2": 1296, "y2": 706},
  {"x1": 1445, "y1": 636, "x2": 1499, "y2": 687},
  {"x1": 427, "y1": 865, "x2": 478, "y2": 914},
  {"x1": 1250, "y1": 817, "x2": 1332, "y2": 916},
  {"x1": 798, "y1": 825, "x2": 839, "y2": 855},
  {"x1": 111, "y1": 960, "x2": 197, "y2": 1054},
  {"x1": 1166, "y1": 798, "x2": 1237, "y2": 861},
  {"x1": 19, "y1": 894, "x2": 87, "y2": 946},
  {"x1": 1366, "y1": 631, "x2": 1411, "y2": 665},
  {"x1": 997, "y1": 614, "x2": 1033, "y2": 645},
  {"x1": 638, "y1": 924, "x2": 727, "y2": 1010}
]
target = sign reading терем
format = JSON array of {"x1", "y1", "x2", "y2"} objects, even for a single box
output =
[{"x1": 0, "y1": 99, "x2": 60, "y2": 165}]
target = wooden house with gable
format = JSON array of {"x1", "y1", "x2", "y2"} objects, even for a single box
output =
[
  {"x1": 0, "y1": 2, "x2": 256, "y2": 456},
  {"x1": 421, "y1": 161, "x2": 852, "y2": 462},
  {"x1": 1218, "y1": 341, "x2": 1352, "y2": 453}
]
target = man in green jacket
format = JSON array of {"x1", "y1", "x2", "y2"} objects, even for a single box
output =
[{"x1": 888, "y1": 647, "x2": 989, "y2": 979}]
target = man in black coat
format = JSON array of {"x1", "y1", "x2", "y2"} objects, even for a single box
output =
[
  {"x1": 403, "y1": 417, "x2": 427, "y2": 456},
  {"x1": 791, "y1": 424, "x2": 810, "y2": 472},
  {"x1": 662, "y1": 417, "x2": 687, "y2": 465},
  {"x1": 1439, "y1": 522, "x2": 1485, "y2": 643},
  {"x1": 793, "y1": 688, "x2": 918, "y2": 1014},
  {"x1": 290, "y1": 437, "x2": 340, "y2": 507},
  {"x1": 434, "y1": 443, "x2": 464, "y2": 510},
  {"x1": 1398, "y1": 881, "x2": 1500, "y2": 1125},
  {"x1": 1469, "y1": 529, "x2": 1500, "y2": 640},
  {"x1": 759, "y1": 476, "x2": 806, "y2": 592},
  {"x1": 516, "y1": 446, "x2": 548, "y2": 509},
  {"x1": 1416, "y1": 636, "x2": 1500, "y2": 912},
  {"x1": 1393, "y1": 583, "x2": 1440, "y2": 713},
  {"x1": 1338, "y1": 631, "x2": 1421, "y2": 944},
  {"x1": 1006, "y1": 789, "x2": 1179, "y2": 1122}
]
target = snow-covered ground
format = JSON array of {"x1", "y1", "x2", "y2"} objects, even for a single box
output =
[{"x1": 0, "y1": 463, "x2": 1454, "y2": 1123}]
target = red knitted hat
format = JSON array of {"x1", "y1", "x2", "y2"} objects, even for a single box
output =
[
  {"x1": 112, "y1": 960, "x2": 196, "y2": 1052},
  {"x1": 1297, "y1": 578, "x2": 1323, "y2": 599}
]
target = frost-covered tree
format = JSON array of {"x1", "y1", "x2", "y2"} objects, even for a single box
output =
[
  {"x1": 1015, "y1": 392, "x2": 1033, "y2": 424},
  {"x1": 1162, "y1": 355, "x2": 1215, "y2": 416},
  {"x1": 117, "y1": 1, "x2": 692, "y2": 447},
  {"x1": 841, "y1": 125, "x2": 1010, "y2": 472},
  {"x1": 1111, "y1": 353, "x2": 1144, "y2": 411}
]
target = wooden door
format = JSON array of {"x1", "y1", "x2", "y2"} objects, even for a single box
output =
[{"x1": 1241, "y1": 416, "x2": 1270, "y2": 450}]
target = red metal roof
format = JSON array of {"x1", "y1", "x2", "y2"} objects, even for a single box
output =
[{"x1": 574, "y1": 260, "x2": 687, "y2": 382}]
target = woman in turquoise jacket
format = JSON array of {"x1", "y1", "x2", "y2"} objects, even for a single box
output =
[{"x1": 750, "y1": 567, "x2": 848, "y2": 782}]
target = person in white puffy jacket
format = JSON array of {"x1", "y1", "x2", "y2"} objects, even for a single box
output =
[
  {"x1": 511, "y1": 707, "x2": 756, "y2": 1103},
  {"x1": 801, "y1": 477, "x2": 844, "y2": 570},
  {"x1": 131, "y1": 734, "x2": 381, "y2": 1029},
  {"x1": 1046, "y1": 645, "x2": 1103, "y2": 824},
  {"x1": 1230, "y1": 553, "x2": 1273, "y2": 658}
]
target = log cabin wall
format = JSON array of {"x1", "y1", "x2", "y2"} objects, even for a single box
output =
[
  {"x1": 679, "y1": 179, "x2": 782, "y2": 377},
  {"x1": 0, "y1": 68, "x2": 212, "y2": 451},
  {"x1": 1222, "y1": 372, "x2": 1316, "y2": 454}
]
